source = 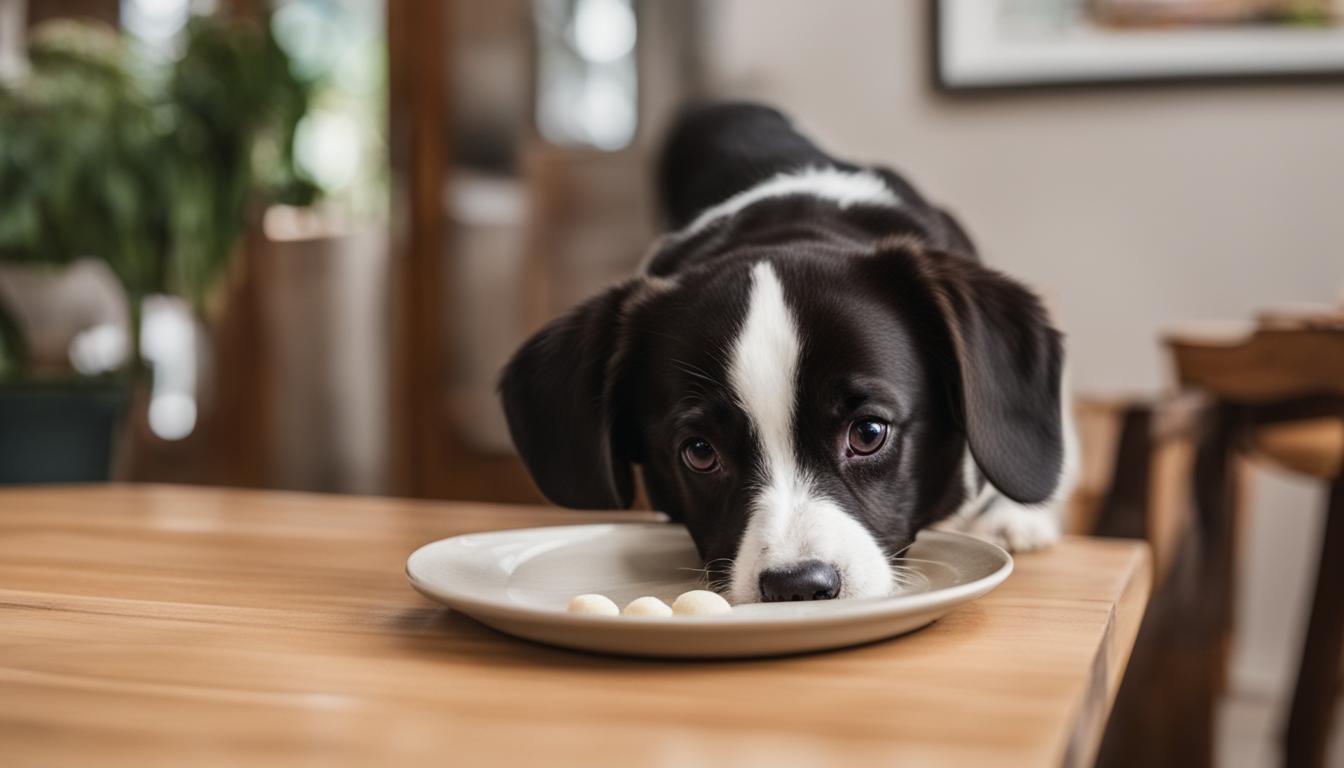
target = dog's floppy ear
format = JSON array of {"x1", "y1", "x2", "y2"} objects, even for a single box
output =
[
  {"x1": 498, "y1": 281, "x2": 641, "y2": 509},
  {"x1": 872, "y1": 240, "x2": 1064, "y2": 504}
]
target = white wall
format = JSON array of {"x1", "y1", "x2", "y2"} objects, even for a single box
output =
[{"x1": 702, "y1": 0, "x2": 1344, "y2": 701}]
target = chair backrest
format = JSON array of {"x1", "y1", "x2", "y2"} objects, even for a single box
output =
[
  {"x1": 1166, "y1": 320, "x2": 1344, "y2": 480},
  {"x1": 1166, "y1": 326, "x2": 1344, "y2": 403}
]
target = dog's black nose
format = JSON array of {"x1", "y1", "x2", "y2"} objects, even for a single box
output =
[{"x1": 758, "y1": 560, "x2": 841, "y2": 602}]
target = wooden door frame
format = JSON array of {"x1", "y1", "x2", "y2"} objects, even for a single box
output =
[{"x1": 386, "y1": 0, "x2": 542, "y2": 503}]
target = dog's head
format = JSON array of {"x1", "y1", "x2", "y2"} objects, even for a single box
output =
[{"x1": 499, "y1": 238, "x2": 1063, "y2": 603}]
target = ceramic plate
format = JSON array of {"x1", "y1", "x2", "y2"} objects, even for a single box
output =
[{"x1": 406, "y1": 523, "x2": 1011, "y2": 659}]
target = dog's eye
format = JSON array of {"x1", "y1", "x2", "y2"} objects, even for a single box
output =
[
  {"x1": 680, "y1": 438, "x2": 720, "y2": 473},
  {"x1": 847, "y1": 419, "x2": 889, "y2": 456}
]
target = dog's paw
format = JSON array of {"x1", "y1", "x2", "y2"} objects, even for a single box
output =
[{"x1": 959, "y1": 501, "x2": 1061, "y2": 553}]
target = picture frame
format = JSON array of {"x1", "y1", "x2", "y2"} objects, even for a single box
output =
[{"x1": 934, "y1": 0, "x2": 1344, "y2": 90}]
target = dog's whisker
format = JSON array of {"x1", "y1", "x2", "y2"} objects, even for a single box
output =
[
  {"x1": 679, "y1": 557, "x2": 735, "y2": 593},
  {"x1": 886, "y1": 558, "x2": 930, "y2": 592},
  {"x1": 701, "y1": 558, "x2": 735, "y2": 594}
]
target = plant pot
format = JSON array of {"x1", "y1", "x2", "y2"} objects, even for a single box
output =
[{"x1": 0, "y1": 383, "x2": 130, "y2": 484}]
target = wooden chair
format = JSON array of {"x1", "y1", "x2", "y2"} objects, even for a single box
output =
[{"x1": 1167, "y1": 315, "x2": 1344, "y2": 768}]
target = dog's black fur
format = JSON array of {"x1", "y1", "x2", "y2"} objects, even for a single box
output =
[{"x1": 500, "y1": 103, "x2": 1064, "y2": 596}]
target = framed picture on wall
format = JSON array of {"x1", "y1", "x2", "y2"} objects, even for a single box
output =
[{"x1": 934, "y1": 0, "x2": 1344, "y2": 90}]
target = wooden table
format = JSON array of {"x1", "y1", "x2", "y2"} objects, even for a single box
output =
[{"x1": 0, "y1": 485, "x2": 1149, "y2": 767}]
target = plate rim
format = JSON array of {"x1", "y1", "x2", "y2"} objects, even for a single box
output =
[{"x1": 405, "y1": 522, "x2": 1012, "y2": 631}]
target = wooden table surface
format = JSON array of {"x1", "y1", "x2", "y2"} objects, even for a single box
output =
[{"x1": 0, "y1": 485, "x2": 1150, "y2": 768}]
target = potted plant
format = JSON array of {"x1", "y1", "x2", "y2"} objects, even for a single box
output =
[{"x1": 0, "y1": 17, "x2": 314, "y2": 483}]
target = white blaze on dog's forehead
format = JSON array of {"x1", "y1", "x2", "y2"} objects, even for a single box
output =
[
  {"x1": 728, "y1": 261, "x2": 800, "y2": 480},
  {"x1": 725, "y1": 261, "x2": 895, "y2": 604}
]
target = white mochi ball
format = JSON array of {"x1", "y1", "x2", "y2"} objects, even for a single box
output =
[
  {"x1": 672, "y1": 590, "x2": 733, "y2": 616},
  {"x1": 621, "y1": 596, "x2": 673, "y2": 617},
  {"x1": 566, "y1": 593, "x2": 619, "y2": 616}
]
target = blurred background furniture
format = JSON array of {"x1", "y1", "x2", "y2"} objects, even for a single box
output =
[
  {"x1": 1168, "y1": 310, "x2": 1344, "y2": 768},
  {"x1": 389, "y1": 0, "x2": 702, "y2": 502},
  {"x1": 1071, "y1": 392, "x2": 1220, "y2": 768},
  {"x1": 1077, "y1": 308, "x2": 1344, "y2": 768}
]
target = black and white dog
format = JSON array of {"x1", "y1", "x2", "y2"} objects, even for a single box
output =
[{"x1": 500, "y1": 103, "x2": 1076, "y2": 604}]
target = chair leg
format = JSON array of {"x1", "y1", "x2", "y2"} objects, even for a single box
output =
[
  {"x1": 1092, "y1": 404, "x2": 1153, "y2": 540},
  {"x1": 1284, "y1": 472, "x2": 1344, "y2": 768},
  {"x1": 1176, "y1": 404, "x2": 1242, "y2": 768}
]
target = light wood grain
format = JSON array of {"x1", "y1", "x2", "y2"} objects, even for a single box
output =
[{"x1": 0, "y1": 485, "x2": 1149, "y2": 768}]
